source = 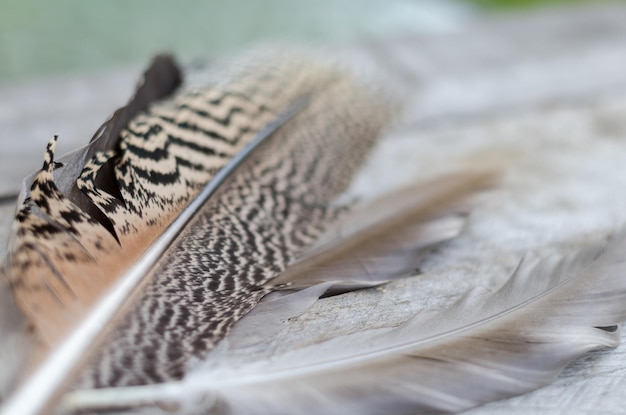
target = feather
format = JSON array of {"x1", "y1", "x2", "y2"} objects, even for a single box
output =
[
  {"x1": 0, "y1": 49, "x2": 493, "y2": 415},
  {"x1": 0, "y1": 50, "x2": 417, "y2": 414},
  {"x1": 60, "y1": 232, "x2": 626, "y2": 415}
]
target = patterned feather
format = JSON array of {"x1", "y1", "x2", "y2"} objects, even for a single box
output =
[
  {"x1": 0, "y1": 50, "x2": 491, "y2": 415},
  {"x1": 0, "y1": 50, "x2": 495, "y2": 415}
]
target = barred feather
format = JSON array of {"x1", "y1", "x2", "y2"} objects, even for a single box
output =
[
  {"x1": 0, "y1": 51, "x2": 492, "y2": 415},
  {"x1": 0, "y1": 52, "x2": 401, "y2": 414}
]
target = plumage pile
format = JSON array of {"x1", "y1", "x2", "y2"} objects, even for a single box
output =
[{"x1": 1, "y1": 50, "x2": 626, "y2": 415}]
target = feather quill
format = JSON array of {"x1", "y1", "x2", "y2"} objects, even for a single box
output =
[{"x1": 62, "y1": 233, "x2": 626, "y2": 415}]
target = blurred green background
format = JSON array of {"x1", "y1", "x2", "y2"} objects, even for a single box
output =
[{"x1": 0, "y1": 0, "x2": 607, "y2": 85}]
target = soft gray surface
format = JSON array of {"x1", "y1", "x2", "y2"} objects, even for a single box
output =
[
  {"x1": 0, "y1": 68, "x2": 139, "y2": 196},
  {"x1": 3, "y1": 3, "x2": 626, "y2": 414}
]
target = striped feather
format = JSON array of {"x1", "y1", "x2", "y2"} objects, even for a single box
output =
[
  {"x1": 0, "y1": 50, "x2": 492, "y2": 415},
  {"x1": 0, "y1": 51, "x2": 403, "y2": 414}
]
